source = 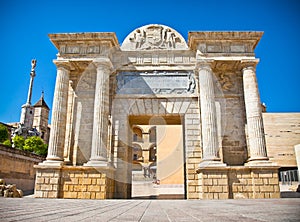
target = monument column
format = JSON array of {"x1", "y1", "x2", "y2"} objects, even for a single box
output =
[
  {"x1": 242, "y1": 60, "x2": 269, "y2": 164},
  {"x1": 20, "y1": 59, "x2": 37, "y2": 129},
  {"x1": 85, "y1": 59, "x2": 112, "y2": 166},
  {"x1": 43, "y1": 61, "x2": 70, "y2": 165},
  {"x1": 197, "y1": 60, "x2": 224, "y2": 167}
]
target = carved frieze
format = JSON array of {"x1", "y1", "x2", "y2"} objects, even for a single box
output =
[
  {"x1": 116, "y1": 71, "x2": 196, "y2": 95},
  {"x1": 112, "y1": 51, "x2": 195, "y2": 67},
  {"x1": 121, "y1": 24, "x2": 188, "y2": 50},
  {"x1": 59, "y1": 43, "x2": 111, "y2": 56}
]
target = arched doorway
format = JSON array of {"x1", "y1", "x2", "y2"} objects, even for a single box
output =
[{"x1": 130, "y1": 116, "x2": 185, "y2": 199}]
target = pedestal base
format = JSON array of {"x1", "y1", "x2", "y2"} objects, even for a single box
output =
[
  {"x1": 34, "y1": 165, "x2": 115, "y2": 199},
  {"x1": 196, "y1": 165, "x2": 280, "y2": 199}
]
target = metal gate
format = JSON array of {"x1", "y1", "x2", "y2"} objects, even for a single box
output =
[{"x1": 280, "y1": 170, "x2": 299, "y2": 185}]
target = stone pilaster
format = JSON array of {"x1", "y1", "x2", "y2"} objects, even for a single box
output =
[
  {"x1": 197, "y1": 60, "x2": 225, "y2": 167},
  {"x1": 42, "y1": 61, "x2": 70, "y2": 165},
  {"x1": 241, "y1": 60, "x2": 269, "y2": 164},
  {"x1": 85, "y1": 59, "x2": 112, "y2": 166}
]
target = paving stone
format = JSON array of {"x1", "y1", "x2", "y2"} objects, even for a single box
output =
[{"x1": 0, "y1": 197, "x2": 300, "y2": 222}]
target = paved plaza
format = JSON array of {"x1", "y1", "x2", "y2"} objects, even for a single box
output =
[{"x1": 0, "y1": 197, "x2": 299, "y2": 222}]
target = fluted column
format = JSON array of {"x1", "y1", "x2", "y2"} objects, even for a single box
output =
[
  {"x1": 43, "y1": 61, "x2": 70, "y2": 165},
  {"x1": 85, "y1": 59, "x2": 112, "y2": 166},
  {"x1": 197, "y1": 60, "x2": 225, "y2": 167},
  {"x1": 242, "y1": 60, "x2": 269, "y2": 164}
]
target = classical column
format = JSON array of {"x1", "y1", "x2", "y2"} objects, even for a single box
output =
[
  {"x1": 197, "y1": 60, "x2": 225, "y2": 167},
  {"x1": 242, "y1": 60, "x2": 269, "y2": 164},
  {"x1": 85, "y1": 59, "x2": 112, "y2": 166},
  {"x1": 42, "y1": 61, "x2": 70, "y2": 165}
]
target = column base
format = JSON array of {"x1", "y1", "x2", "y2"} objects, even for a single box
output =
[
  {"x1": 39, "y1": 160, "x2": 64, "y2": 167},
  {"x1": 245, "y1": 156, "x2": 277, "y2": 166},
  {"x1": 84, "y1": 160, "x2": 108, "y2": 167},
  {"x1": 198, "y1": 159, "x2": 227, "y2": 168},
  {"x1": 245, "y1": 160, "x2": 277, "y2": 167}
]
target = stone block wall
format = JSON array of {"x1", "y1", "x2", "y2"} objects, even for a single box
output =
[
  {"x1": 263, "y1": 113, "x2": 300, "y2": 167},
  {"x1": 34, "y1": 166, "x2": 115, "y2": 199},
  {"x1": 34, "y1": 167, "x2": 61, "y2": 198},
  {"x1": 184, "y1": 99, "x2": 202, "y2": 199},
  {"x1": 195, "y1": 166, "x2": 280, "y2": 199},
  {"x1": 0, "y1": 144, "x2": 44, "y2": 195}
]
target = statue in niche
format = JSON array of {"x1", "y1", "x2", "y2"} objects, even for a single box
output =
[{"x1": 187, "y1": 72, "x2": 196, "y2": 93}]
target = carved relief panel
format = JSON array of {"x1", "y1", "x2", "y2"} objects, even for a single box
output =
[
  {"x1": 116, "y1": 71, "x2": 196, "y2": 95},
  {"x1": 121, "y1": 24, "x2": 188, "y2": 50}
]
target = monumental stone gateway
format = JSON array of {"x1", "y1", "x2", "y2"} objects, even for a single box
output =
[{"x1": 34, "y1": 24, "x2": 280, "y2": 199}]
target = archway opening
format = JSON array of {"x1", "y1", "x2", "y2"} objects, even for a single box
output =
[{"x1": 130, "y1": 115, "x2": 185, "y2": 199}]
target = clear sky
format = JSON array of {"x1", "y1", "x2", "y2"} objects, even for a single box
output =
[{"x1": 0, "y1": 0, "x2": 299, "y2": 123}]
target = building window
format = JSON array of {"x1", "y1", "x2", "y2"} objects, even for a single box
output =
[
  {"x1": 149, "y1": 127, "x2": 156, "y2": 143},
  {"x1": 132, "y1": 145, "x2": 143, "y2": 161},
  {"x1": 133, "y1": 133, "x2": 138, "y2": 142},
  {"x1": 149, "y1": 146, "x2": 157, "y2": 162},
  {"x1": 132, "y1": 126, "x2": 143, "y2": 142}
]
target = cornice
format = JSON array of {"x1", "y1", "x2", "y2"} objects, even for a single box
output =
[
  {"x1": 188, "y1": 31, "x2": 264, "y2": 52},
  {"x1": 49, "y1": 32, "x2": 119, "y2": 56}
]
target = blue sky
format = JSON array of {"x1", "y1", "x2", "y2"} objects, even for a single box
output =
[{"x1": 0, "y1": 0, "x2": 299, "y2": 123}]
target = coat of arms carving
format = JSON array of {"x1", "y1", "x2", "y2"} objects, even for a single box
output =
[{"x1": 121, "y1": 24, "x2": 188, "y2": 50}]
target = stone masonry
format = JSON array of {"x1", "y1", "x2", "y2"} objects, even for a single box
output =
[
  {"x1": 35, "y1": 24, "x2": 280, "y2": 199},
  {"x1": 34, "y1": 166, "x2": 114, "y2": 199}
]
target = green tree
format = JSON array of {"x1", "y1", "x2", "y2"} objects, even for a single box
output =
[
  {"x1": 2, "y1": 139, "x2": 12, "y2": 147},
  {"x1": 24, "y1": 136, "x2": 48, "y2": 156},
  {"x1": 0, "y1": 124, "x2": 9, "y2": 143},
  {"x1": 12, "y1": 135, "x2": 25, "y2": 149}
]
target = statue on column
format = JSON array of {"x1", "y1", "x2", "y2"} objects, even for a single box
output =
[
  {"x1": 31, "y1": 59, "x2": 37, "y2": 71},
  {"x1": 12, "y1": 59, "x2": 41, "y2": 145}
]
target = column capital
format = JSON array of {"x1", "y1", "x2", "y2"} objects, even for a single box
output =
[
  {"x1": 93, "y1": 58, "x2": 113, "y2": 69},
  {"x1": 53, "y1": 60, "x2": 72, "y2": 70},
  {"x1": 196, "y1": 59, "x2": 214, "y2": 71},
  {"x1": 240, "y1": 59, "x2": 259, "y2": 71}
]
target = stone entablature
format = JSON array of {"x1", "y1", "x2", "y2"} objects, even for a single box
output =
[
  {"x1": 188, "y1": 31, "x2": 263, "y2": 55},
  {"x1": 35, "y1": 24, "x2": 280, "y2": 200},
  {"x1": 49, "y1": 32, "x2": 119, "y2": 57}
]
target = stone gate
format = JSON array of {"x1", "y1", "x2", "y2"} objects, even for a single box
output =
[{"x1": 34, "y1": 24, "x2": 280, "y2": 199}]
